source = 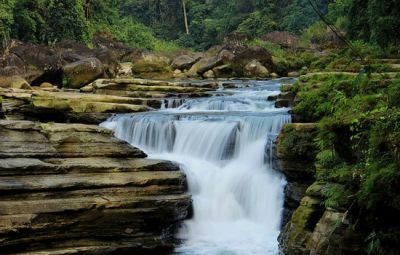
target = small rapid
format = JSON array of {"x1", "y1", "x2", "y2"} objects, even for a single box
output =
[{"x1": 101, "y1": 79, "x2": 293, "y2": 255}]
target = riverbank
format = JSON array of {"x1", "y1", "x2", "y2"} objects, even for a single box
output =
[{"x1": 276, "y1": 70, "x2": 400, "y2": 255}]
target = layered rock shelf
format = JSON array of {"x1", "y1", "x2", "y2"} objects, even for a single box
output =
[
  {"x1": 0, "y1": 120, "x2": 191, "y2": 254},
  {"x1": 82, "y1": 78, "x2": 218, "y2": 99},
  {"x1": 0, "y1": 88, "x2": 151, "y2": 124}
]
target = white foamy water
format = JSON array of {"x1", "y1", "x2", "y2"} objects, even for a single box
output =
[{"x1": 101, "y1": 79, "x2": 293, "y2": 255}]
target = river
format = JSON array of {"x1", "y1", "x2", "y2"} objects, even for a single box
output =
[{"x1": 101, "y1": 78, "x2": 293, "y2": 255}]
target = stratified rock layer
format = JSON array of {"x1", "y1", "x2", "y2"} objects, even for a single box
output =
[{"x1": 0, "y1": 120, "x2": 191, "y2": 255}]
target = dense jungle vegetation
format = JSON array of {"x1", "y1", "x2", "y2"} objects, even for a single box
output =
[{"x1": 1, "y1": 0, "x2": 399, "y2": 51}]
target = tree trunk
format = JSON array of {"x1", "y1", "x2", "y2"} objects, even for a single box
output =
[
  {"x1": 84, "y1": 0, "x2": 91, "y2": 19},
  {"x1": 182, "y1": 0, "x2": 190, "y2": 35}
]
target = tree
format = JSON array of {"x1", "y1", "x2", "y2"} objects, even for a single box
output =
[
  {"x1": 182, "y1": 0, "x2": 189, "y2": 34},
  {"x1": 0, "y1": 0, "x2": 16, "y2": 42}
]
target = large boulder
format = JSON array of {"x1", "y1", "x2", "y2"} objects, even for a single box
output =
[
  {"x1": 1, "y1": 37, "x2": 131, "y2": 87},
  {"x1": 3, "y1": 41, "x2": 64, "y2": 84},
  {"x1": 187, "y1": 56, "x2": 223, "y2": 77},
  {"x1": 218, "y1": 49, "x2": 235, "y2": 63},
  {"x1": 57, "y1": 39, "x2": 121, "y2": 78},
  {"x1": 131, "y1": 54, "x2": 172, "y2": 78},
  {"x1": 203, "y1": 70, "x2": 215, "y2": 79},
  {"x1": 244, "y1": 60, "x2": 269, "y2": 78},
  {"x1": 0, "y1": 75, "x2": 31, "y2": 90},
  {"x1": 213, "y1": 64, "x2": 233, "y2": 78},
  {"x1": 217, "y1": 45, "x2": 273, "y2": 77},
  {"x1": 118, "y1": 62, "x2": 133, "y2": 77},
  {"x1": 92, "y1": 33, "x2": 138, "y2": 61},
  {"x1": 62, "y1": 57, "x2": 104, "y2": 89},
  {"x1": 0, "y1": 67, "x2": 23, "y2": 88},
  {"x1": 171, "y1": 55, "x2": 201, "y2": 70},
  {"x1": 9, "y1": 76, "x2": 32, "y2": 90}
]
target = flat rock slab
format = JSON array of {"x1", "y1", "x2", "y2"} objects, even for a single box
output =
[{"x1": 0, "y1": 88, "x2": 152, "y2": 124}]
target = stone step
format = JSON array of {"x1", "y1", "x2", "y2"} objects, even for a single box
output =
[
  {"x1": 0, "y1": 121, "x2": 146, "y2": 158},
  {"x1": 0, "y1": 185, "x2": 185, "y2": 200},
  {"x1": 91, "y1": 78, "x2": 219, "y2": 88},
  {"x1": 0, "y1": 171, "x2": 185, "y2": 192},
  {"x1": 0, "y1": 158, "x2": 178, "y2": 176},
  {"x1": 9, "y1": 238, "x2": 172, "y2": 255},
  {"x1": 0, "y1": 194, "x2": 190, "y2": 215}
]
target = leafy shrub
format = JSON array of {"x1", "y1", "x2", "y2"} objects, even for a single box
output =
[
  {"x1": 295, "y1": 72, "x2": 400, "y2": 253},
  {"x1": 248, "y1": 39, "x2": 285, "y2": 58}
]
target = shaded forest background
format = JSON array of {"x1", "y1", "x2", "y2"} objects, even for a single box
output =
[{"x1": 1, "y1": 0, "x2": 399, "y2": 51}]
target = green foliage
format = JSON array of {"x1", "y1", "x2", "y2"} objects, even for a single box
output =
[
  {"x1": 0, "y1": 0, "x2": 16, "y2": 41},
  {"x1": 282, "y1": 0, "x2": 323, "y2": 34},
  {"x1": 153, "y1": 40, "x2": 181, "y2": 54},
  {"x1": 329, "y1": 0, "x2": 400, "y2": 48},
  {"x1": 322, "y1": 182, "x2": 352, "y2": 209},
  {"x1": 0, "y1": 0, "x2": 182, "y2": 51},
  {"x1": 280, "y1": 124, "x2": 318, "y2": 161},
  {"x1": 388, "y1": 81, "x2": 400, "y2": 108},
  {"x1": 115, "y1": 0, "x2": 330, "y2": 50},
  {"x1": 248, "y1": 39, "x2": 285, "y2": 58},
  {"x1": 90, "y1": 17, "x2": 157, "y2": 50},
  {"x1": 316, "y1": 149, "x2": 337, "y2": 169},
  {"x1": 359, "y1": 161, "x2": 400, "y2": 210},
  {"x1": 295, "y1": 71, "x2": 400, "y2": 253},
  {"x1": 11, "y1": 0, "x2": 89, "y2": 44},
  {"x1": 347, "y1": 40, "x2": 383, "y2": 59},
  {"x1": 237, "y1": 11, "x2": 278, "y2": 36}
]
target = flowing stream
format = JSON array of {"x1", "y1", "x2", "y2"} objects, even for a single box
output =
[{"x1": 101, "y1": 79, "x2": 293, "y2": 255}]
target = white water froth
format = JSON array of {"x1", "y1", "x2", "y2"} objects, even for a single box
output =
[{"x1": 101, "y1": 79, "x2": 292, "y2": 255}]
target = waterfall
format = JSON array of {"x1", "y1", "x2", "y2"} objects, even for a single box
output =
[{"x1": 101, "y1": 79, "x2": 293, "y2": 255}]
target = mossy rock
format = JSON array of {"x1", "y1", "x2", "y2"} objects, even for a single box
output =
[
  {"x1": 132, "y1": 55, "x2": 172, "y2": 76},
  {"x1": 62, "y1": 58, "x2": 104, "y2": 89},
  {"x1": 132, "y1": 61, "x2": 171, "y2": 74},
  {"x1": 279, "y1": 196, "x2": 325, "y2": 255},
  {"x1": 277, "y1": 123, "x2": 318, "y2": 161},
  {"x1": 276, "y1": 123, "x2": 318, "y2": 180},
  {"x1": 306, "y1": 181, "x2": 326, "y2": 197}
]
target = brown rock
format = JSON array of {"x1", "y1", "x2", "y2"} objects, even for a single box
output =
[
  {"x1": 62, "y1": 57, "x2": 104, "y2": 89},
  {"x1": 40, "y1": 82, "x2": 55, "y2": 88},
  {"x1": 275, "y1": 99, "x2": 290, "y2": 108},
  {"x1": 203, "y1": 70, "x2": 216, "y2": 79},
  {"x1": 0, "y1": 75, "x2": 31, "y2": 89},
  {"x1": 228, "y1": 46, "x2": 273, "y2": 77},
  {"x1": 131, "y1": 54, "x2": 171, "y2": 78},
  {"x1": 244, "y1": 60, "x2": 269, "y2": 78},
  {"x1": 188, "y1": 57, "x2": 223, "y2": 76},
  {"x1": 288, "y1": 71, "x2": 300, "y2": 77},
  {"x1": 213, "y1": 64, "x2": 233, "y2": 78},
  {"x1": 171, "y1": 55, "x2": 201, "y2": 70}
]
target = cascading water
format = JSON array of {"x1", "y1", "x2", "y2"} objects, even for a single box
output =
[{"x1": 101, "y1": 79, "x2": 293, "y2": 255}]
